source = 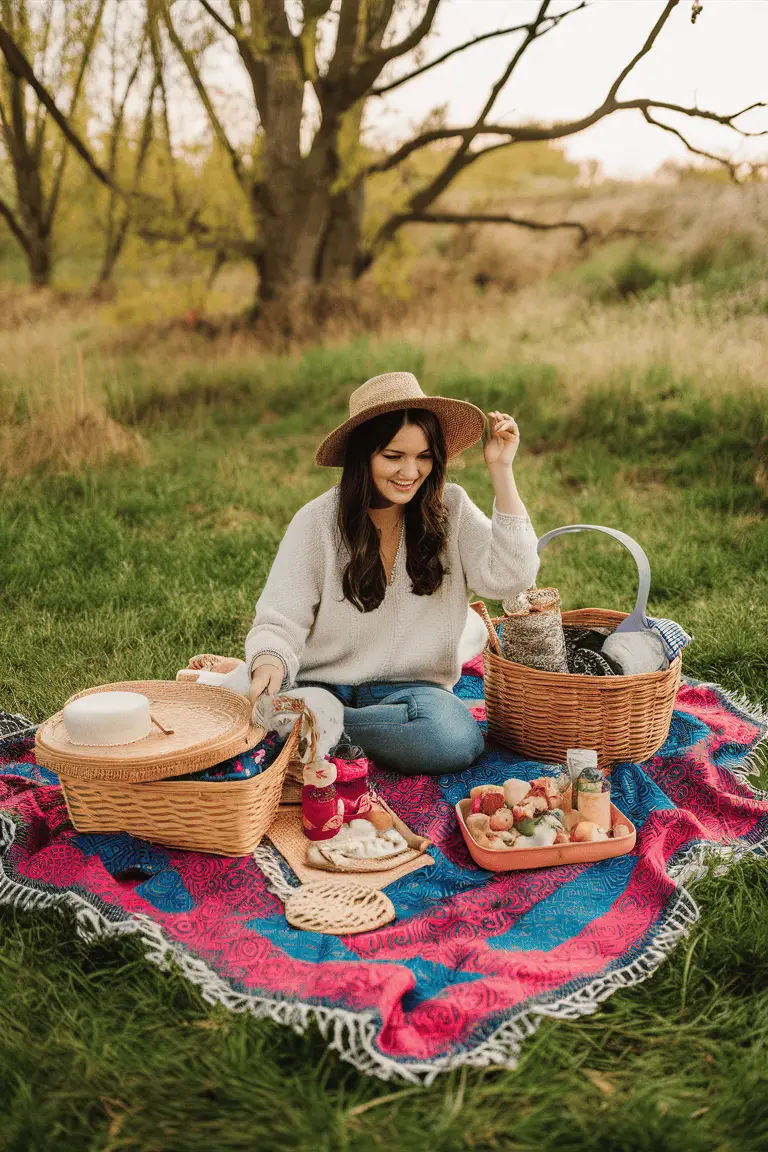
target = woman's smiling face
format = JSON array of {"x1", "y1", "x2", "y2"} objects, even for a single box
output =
[{"x1": 370, "y1": 421, "x2": 434, "y2": 507}]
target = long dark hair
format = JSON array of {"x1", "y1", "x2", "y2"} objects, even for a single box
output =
[{"x1": 337, "y1": 408, "x2": 450, "y2": 612}]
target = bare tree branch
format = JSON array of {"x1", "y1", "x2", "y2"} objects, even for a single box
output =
[
  {"x1": 367, "y1": 0, "x2": 767, "y2": 258},
  {"x1": 368, "y1": 95, "x2": 766, "y2": 176},
  {"x1": 149, "y1": 15, "x2": 183, "y2": 216},
  {"x1": 368, "y1": 1, "x2": 557, "y2": 175},
  {"x1": 108, "y1": 28, "x2": 148, "y2": 180},
  {"x1": 640, "y1": 107, "x2": 738, "y2": 180},
  {"x1": 324, "y1": 0, "x2": 439, "y2": 109},
  {"x1": 161, "y1": 4, "x2": 246, "y2": 190},
  {"x1": 371, "y1": 2, "x2": 587, "y2": 98},
  {"x1": 606, "y1": 0, "x2": 677, "y2": 102},
  {"x1": 374, "y1": 0, "x2": 441, "y2": 68},
  {"x1": 617, "y1": 97, "x2": 768, "y2": 137},
  {"x1": 227, "y1": 0, "x2": 245, "y2": 25},
  {"x1": 388, "y1": 210, "x2": 593, "y2": 245},
  {"x1": 138, "y1": 214, "x2": 263, "y2": 261},
  {"x1": 31, "y1": 0, "x2": 55, "y2": 158},
  {"x1": 396, "y1": 1, "x2": 554, "y2": 223},
  {"x1": 45, "y1": 0, "x2": 108, "y2": 230},
  {"x1": 0, "y1": 22, "x2": 122, "y2": 195},
  {"x1": 98, "y1": 70, "x2": 160, "y2": 284},
  {"x1": 199, "y1": 0, "x2": 237, "y2": 37},
  {"x1": 0, "y1": 191, "x2": 27, "y2": 248},
  {"x1": 327, "y1": 0, "x2": 380, "y2": 85},
  {"x1": 297, "y1": 0, "x2": 335, "y2": 85}
]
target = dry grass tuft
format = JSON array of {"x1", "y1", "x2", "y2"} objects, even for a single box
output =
[
  {"x1": 0, "y1": 407, "x2": 146, "y2": 479},
  {"x1": 0, "y1": 342, "x2": 146, "y2": 479}
]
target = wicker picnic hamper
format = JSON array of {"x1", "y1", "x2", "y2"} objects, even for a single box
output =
[
  {"x1": 35, "y1": 682, "x2": 311, "y2": 856},
  {"x1": 471, "y1": 524, "x2": 682, "y2": 768}
]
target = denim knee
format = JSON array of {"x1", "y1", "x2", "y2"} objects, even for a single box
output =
[
  {"x1": 404, "y1": 691, "x2": 485, "y2": 775},
  {"x1": 420, "y1": 720, "x2": 485, "y2": 774}
]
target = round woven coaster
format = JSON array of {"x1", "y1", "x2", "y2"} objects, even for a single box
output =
[{"x1": 284, "y1": 881, "x2": 395, "y2": 935}]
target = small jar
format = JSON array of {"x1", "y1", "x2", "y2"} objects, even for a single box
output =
[
  {"x1": 577, "y1": 770, "x2": 612, "y2": 831},
  {"x1": 554, "y1": 765, "x2": 573, "y2": 812},
  {"x1": 301, "y1": 758, "x2": 343, "y2": 841}
]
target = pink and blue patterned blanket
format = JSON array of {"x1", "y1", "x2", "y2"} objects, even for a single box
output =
[{"x1": 1, "y1": 663, "x2": 766, "y2": 1083}]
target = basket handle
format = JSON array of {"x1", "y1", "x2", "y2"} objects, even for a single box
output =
[
  {"x1": 536, "y1": 524, "x2": 651, "y2": 633},
  {"x1": 470, "y1": 599, "x2": 503, "y2": 656}
]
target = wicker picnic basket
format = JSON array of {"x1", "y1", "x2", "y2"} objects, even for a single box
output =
[
  {"x1": 470, "y1": 525, "x2": 682, "y2": 769},
  {"x1": 35, "y1": 681, "x2": 312, "y2": 856}
]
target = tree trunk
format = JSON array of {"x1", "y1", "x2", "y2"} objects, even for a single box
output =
[
  {"x1": 314, "y1": 180, "x2": 365, "y2": 282},
  {"x1": 26, "y1": 233, "x2": 51, "y2": 287},
  {"x1": 256, "y1": 138, "x2": 348, "y2": 301},
  {"x1": 257, "y1": 185, "x2": 331, "y2": 301}
]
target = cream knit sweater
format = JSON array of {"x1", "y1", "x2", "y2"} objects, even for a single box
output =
[{"x1": 245, "y1": 482, "x2": 540, "y2": 692}]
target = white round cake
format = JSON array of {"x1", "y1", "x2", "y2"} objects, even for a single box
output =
[{"x1": 63, "y1": 691, "x2": 152, "y2": 747}]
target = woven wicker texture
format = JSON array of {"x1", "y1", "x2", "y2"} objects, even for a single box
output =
[
  {"x1": 56, "y1": 705, "x2": 307, "y2": 856},
  {"x1": 268, "y1": 806, "x2": 435, "y2": 888},
  {"x1": 284, "y1": 881, "x2": 396, "y2": 934},
  {"x1": 280, "y1": 779, "x2": 303, "y2": 804},
  {"x1": 35, "y1": 681, "x2": 264, "y2": 782},
  {"x1": 471, "y1": 601, "x2": 681, "y2": 769}
]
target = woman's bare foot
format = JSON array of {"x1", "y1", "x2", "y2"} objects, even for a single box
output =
[{"x1": 187, "y1": 654, "x2": 245, "y2": 674}]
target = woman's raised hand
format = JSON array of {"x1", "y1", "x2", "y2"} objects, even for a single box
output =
[
  {"x1": 483, "y1": 410, "x2": 520, "y2": 469},
  {"x1": 249, "y1": 656, "x2": 284, "y2": 701}
]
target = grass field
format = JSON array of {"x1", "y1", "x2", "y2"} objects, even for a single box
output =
[{"x1": 1, "y1": 219, "x2": 768, "y2": 1148}]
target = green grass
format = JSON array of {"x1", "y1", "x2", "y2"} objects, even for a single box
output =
[{"x1": 1, "y1": 339, "x2": 768, "y2": 1149}]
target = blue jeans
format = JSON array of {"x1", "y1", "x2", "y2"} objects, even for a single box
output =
[{"x1": 296, "y1": 679, "x2": 485, "y2": 776}]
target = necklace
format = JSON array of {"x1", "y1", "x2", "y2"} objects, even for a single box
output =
[{"x1": 384, "y1": 515, "x2": 405, "y2": 586}]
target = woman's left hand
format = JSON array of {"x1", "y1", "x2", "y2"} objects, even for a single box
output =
[{"x1": 483, "y1": 411, "x2": 520, "y2": 468}]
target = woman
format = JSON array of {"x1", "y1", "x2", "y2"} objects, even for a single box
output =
[{"x1": 189, "y1": 371, "x2": 540, "y2": 775}]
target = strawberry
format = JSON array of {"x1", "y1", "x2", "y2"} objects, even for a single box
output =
[{"x1": 480, "y1": 791, "x2": 506, "y2": 816}]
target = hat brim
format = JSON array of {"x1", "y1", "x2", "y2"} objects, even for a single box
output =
[{"x1": 315, "y1": 396, "x2": 486, "y2": 468}]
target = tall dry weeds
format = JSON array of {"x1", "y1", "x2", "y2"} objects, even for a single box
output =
[{"x1": 0, "y1": 342, "x2": 146, "y2": 479}]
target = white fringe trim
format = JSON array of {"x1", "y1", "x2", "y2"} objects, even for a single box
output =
[
  {"x1": 687, "y1": 679, "x2": 768, "y2": 798},
  {"x1": 1, "y1": 682, "x2": 767, "y2": 1084}
]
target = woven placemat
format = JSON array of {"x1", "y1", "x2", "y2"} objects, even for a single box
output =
[{"x1": 268, "y1": 805, "x2": 435, "y2": 890}]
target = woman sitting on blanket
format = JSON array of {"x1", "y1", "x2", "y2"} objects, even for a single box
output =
[{"x1": 185, "y1": 372, "x2": 540, "y2": 776}]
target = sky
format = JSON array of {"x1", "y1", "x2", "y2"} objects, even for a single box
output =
[{"x1": 362, "y1": 0, "x2": 768, "y2": 178}]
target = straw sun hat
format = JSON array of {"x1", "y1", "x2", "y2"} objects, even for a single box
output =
[{"x1": 314, "y1": 372, "x2": 486, "y2": 468}]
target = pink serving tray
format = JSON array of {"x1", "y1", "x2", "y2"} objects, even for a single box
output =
[{"x1": 455, "y1": 798, "x2": 637, "y2": 872}]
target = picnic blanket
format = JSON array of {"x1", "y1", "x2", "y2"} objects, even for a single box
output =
[{"x1": 1, "y1": 665, "x2": 766, "y2": 1084}]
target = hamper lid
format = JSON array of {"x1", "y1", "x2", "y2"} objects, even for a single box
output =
[{"x1": 34, "y1": 680, "x2": 267, "y2": 783}]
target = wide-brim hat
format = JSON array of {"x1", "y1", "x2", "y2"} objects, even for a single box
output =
[{"x1": 314, "y1": 372, "x2": 486, "y2": 468}]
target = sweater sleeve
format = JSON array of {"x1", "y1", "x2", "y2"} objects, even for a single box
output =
[
  {"x1": 244, "y1": 505, "x2": 322, "y2": 691},
  {"x1": 453, "y1": 484, "x2": 540, "y2": 601}
]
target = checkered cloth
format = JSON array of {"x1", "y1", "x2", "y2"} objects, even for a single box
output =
[{"x1": 645, "y1": 617, "x2": 693, "y2": 662}]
